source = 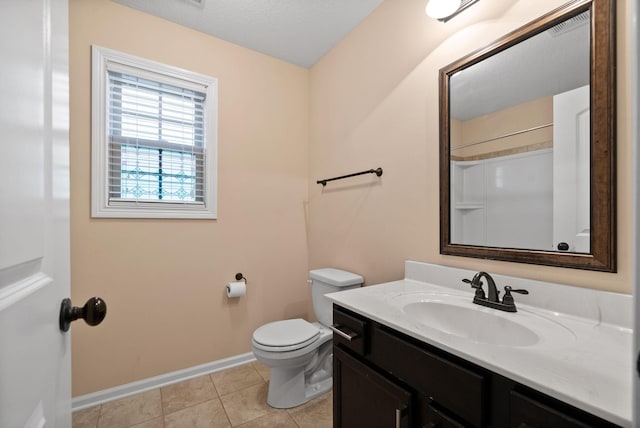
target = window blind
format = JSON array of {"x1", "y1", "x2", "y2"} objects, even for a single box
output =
[{"x1": 107, "y1": 71, "x2": 207, "y2": 204}]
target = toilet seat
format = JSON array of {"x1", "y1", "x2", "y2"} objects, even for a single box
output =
[{"x1": 252, "y1": 319, "x2": 320, "y2": 352}]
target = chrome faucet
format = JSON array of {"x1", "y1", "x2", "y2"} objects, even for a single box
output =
[{"x1": 462, "y1": 271, "x2": 529, "y2": 312}]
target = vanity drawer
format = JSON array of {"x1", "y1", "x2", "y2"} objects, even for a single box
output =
[
  {"x1": 332, "y1": 305, "x2": 367, "y2": 355},
  {"x1": 370, "y1": 325, "x2": 486, "y2": 427}
]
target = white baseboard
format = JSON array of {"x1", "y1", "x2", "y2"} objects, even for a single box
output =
[{"x1": 72, "y1": 352, "x2": 256, "y2": 411}]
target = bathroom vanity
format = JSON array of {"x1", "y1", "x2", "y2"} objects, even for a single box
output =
[{"x1": 328, "y1": 262, "x2": 632, "y2": 427}]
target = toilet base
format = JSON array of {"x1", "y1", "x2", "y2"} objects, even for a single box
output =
[
  {"x1": 266, "y1": 365, "x2": 333, "y2": 409},
  {"x1": 252, "y1": 324, "x2": 334, "y2": 409}
]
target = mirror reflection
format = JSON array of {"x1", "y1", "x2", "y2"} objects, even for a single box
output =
[{"x1": 449, "y1": 10, "x2": 590, "y2": 253}]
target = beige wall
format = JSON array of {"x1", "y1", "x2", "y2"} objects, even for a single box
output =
[
  {"x1": 451, "y1": 96, "x2": 553, "y2": 160},
  {"x1": 71, "y1": 0, "x2": 632, "y2": 397},
  {"x1": 308, "y1": 0, "x2": 632, "y2": 293},
  {"x1": 70, "y1": 0, "x2": 310, "y2": 396}
]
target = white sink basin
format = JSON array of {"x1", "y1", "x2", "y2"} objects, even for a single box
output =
[{"x1": 392, "y1": 293, "x2": 576, "y2": 347}]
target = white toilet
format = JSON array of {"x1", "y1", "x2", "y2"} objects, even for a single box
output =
[{"x1": 251, "y1": 268, "x2": 363, "y2": 408}]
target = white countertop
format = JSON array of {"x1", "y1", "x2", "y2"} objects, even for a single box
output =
[{"x1": 326, "y1": 262, "x2": 632, "y2": 427}]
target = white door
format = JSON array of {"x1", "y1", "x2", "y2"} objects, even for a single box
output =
[
  {"x1": 552, "y1": 85, "x2": 590, "y2": 253},
  {"x1": 0, "y1": 1, "x2": 71, "y2": 427}
]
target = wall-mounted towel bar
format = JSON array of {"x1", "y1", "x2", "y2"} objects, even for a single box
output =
[{"x1": 317, "y1": 167, "x2": 383, "y2": 186}]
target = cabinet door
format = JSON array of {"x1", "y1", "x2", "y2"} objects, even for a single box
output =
[
  {"x1": 334, "y1": 346, "x2": 412, "y2": 428},
  {"x1": 424, "y1": 403, "x2": 467, "y2": 428},
  {"x1": 369, "y1": 325, "x2": 486, "y2": 427}
]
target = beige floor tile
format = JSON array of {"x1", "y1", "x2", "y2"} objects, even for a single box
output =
[
  {"x1": 164, "y1": 399, "x2": 230, "y2": 428},
  {"x1": 161, "y1": 375, "x2": 218, "y2": 415},
  {"x1": 98, "y1": 390, "x2": 162, "y2": 428},
  {"x1": 210, "y1": 363, "x2": 264, "y2": 396},
  {"x1": 72, "y1": 405, "x2": 100, "y2": 428},
  {"x1": 219, "y1": 383, "x2": 273, "y2": 426},
  {"x1": 236, "y1": 410, "x2": 297, "y2": 428},
  {"x1": 251, "y1": 361, "x2": 270, "y2": 382},
  {"x1": 129, "y1": 417, "x2": 165, "y2": 428},
  {"x1": 288, "y1": 391, "x2": 333, "y2": 428}
]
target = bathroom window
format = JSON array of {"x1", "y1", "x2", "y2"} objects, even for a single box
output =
[{"x1": 91, "y1": 46, "x2": 218, "y2": 218}]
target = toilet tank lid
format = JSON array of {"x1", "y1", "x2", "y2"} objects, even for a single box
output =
[{"x1": 309, "y1": 268, "x2": 363, "y2": 287}]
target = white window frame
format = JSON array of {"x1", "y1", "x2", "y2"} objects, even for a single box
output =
[{"x1": 91, "y1": 45, "x2": 218, "y2": 219}]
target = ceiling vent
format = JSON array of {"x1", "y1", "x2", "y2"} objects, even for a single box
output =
[
  {"x1": 548, "y1": 11, "x2": 589, "y2": 37},
  {"x1": 181, "y1": 0, "x2": 205, "y2": 9}
]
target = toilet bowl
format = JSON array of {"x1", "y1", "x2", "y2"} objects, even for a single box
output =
[{"x1": 251, "y1": 268, "x2": 363, "y2": 409}]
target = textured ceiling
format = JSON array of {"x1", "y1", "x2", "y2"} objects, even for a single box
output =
[
  {"x1": 112, "y1": 0, "x2": 384, "y2": 68},
  {"x1": 450, "y1": 11, "x2": 590, "y2": 120}
]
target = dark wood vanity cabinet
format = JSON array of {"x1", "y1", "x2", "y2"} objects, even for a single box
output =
[
  {"x1": 332, "y1": 305, "x2": 620, "y2": 428},
  {"x1": 334, "y1": 346, "x2": 412, "y2": 427}
]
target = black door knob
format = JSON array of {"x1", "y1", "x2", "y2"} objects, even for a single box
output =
[
  {"x1": 557, "y1": 242, "x2": 570, "y2": 251},
  {"x1": 59, "y1": 297, "x2": 107, "y2": 332}
]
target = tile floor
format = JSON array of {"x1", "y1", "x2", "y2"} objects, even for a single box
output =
[{"x1": 72, "y1": 361, "x2": 332, "y2": 428}]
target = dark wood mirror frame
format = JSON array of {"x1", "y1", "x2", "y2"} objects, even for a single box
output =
[{"x1": 439, "y1": 0, "x2": 616, "y2": 271}]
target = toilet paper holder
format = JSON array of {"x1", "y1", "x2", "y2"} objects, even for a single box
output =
[{"x1": 227, "y1": 273, "x2": 247, "y2": 298}]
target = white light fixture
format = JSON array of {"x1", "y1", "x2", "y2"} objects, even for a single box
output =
[
  {"x1": 426, "y1": 0, "x2": 479, "y2": 22},
  {"x1": 426, "y1": 0, "x2": 461, "y2": 19}
]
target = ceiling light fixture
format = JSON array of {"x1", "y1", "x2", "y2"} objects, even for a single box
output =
[{"x1": 426, "y1": 0, "x2": 479, "y2": 22}]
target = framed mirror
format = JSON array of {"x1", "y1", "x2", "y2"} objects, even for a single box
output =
[{"x1": 439, "y1": 0, "x2": 616, "y2": 271}]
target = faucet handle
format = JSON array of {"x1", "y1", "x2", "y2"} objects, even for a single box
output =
[
  {"x1": 502, "y1": 286, "x2": 529, "y2": 307},
  {"x1": 462, "y1": 278, "x2": 480, "y2": 288},
  {"x1": 462, "y1": 278, "x2": 485, "y2": 299},
  {"x1": 504, "y1": 286, "x2": 529, "y2": 295}
]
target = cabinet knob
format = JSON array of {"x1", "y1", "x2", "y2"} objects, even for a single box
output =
[{"x1": 557, "y1": 242, "x2": 570, "y2": 251}]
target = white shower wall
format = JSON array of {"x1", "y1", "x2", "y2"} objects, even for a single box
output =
[{"x1": 451, "y1": 149, "x2": 553, "y2": 251}]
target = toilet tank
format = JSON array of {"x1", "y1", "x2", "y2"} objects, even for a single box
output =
[{"x1": 309, "y1": 268, "x2": 363, "y2": 327}]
